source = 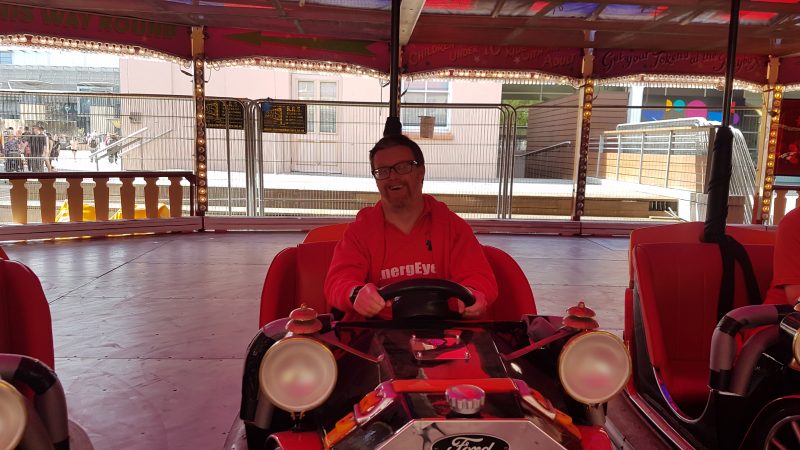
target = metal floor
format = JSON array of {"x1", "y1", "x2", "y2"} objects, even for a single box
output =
[{"x1": 2, "y1": 231, "x2": 636, "y2": 450}]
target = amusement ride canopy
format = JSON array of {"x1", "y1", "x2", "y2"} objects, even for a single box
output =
[{"x1": 1, "y1": 0, "x2": 799, "y2": 85}]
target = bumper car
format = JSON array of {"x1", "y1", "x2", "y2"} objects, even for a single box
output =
[
  {"x1": 622, "y1": 222, "x2": 800, "y2": 449},
  {"x1": 0, "y1": 354, "x2": 93, "y2": 450},
  {"x1": 0, "y1": 252, "x2": 93, "y2": 450},
  {"x1": 225, "y1": 239, "x2": 630, "y2": 449}
]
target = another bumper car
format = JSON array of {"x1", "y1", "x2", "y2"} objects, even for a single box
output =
[
  {"x1": 0, "y1": 253, "x2": 93, "y2": 450},
  {"x1": 622, "y1": 222, "x2": 800, "y2": 449}
]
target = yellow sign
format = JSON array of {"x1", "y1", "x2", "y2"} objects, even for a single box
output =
[
  {"x1": 205, "y1": 100, "x2": 245, "y2": 130},
  {"x1": 262, "y1": 102, "x2": 307, "y2": 134}
]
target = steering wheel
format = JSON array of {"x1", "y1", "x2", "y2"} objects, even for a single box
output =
[{"x1": 378, "y1": 279, "x2": 475, "y2": 320}]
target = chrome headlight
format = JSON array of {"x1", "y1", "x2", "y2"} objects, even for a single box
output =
[
  {"x1": 259, "y1": 337, "x2": 337, "y2": 413},
  {"x1": 0, "y1": 380, "x2": 26, "y2": 450},
  {"x1": 558, "y1": 331, "x2": 631, "y2": 405}
]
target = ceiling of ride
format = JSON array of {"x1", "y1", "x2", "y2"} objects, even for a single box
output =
[
  {"x1": 4, "y1": 0, "x2": 799, "y2": 54},
  {"x1": 2, "y1": 1, "x2": 800, "y2": 81}
]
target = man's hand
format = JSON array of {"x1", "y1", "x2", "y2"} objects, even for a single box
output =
[
  {"x1": 455, "y1": 289, "x2": 487, "y2": 319},
  {"x1": 353, "y1": 283, "x2": 389, "y2": 317}
]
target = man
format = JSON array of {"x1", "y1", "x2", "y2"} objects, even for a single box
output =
[
  {"x1": 764, "y1": 207, "x2": 800, "y2": 308},
  {"x1": 3, "y1": 128, "x2": 22, "y2": 172},
  {"x1": 324, "y1": 134, "x2": 498, "y2": 320},
  {"x1": 28, "y1": 126, "x2": 46, "y2": 172}
]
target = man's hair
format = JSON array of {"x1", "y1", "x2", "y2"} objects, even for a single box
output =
[{"x1": 369, "y1": 134, "x2": 424, "y2": 168}]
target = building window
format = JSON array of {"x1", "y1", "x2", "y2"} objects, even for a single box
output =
[
  {"x1": 296, "y1": 79, "x2": 337, "y2": 133},
  {"x1": 401, "y1": 80, "x2": 450, "y2": 129},
  {"x1": 0, "y1": 51, "x2": 11, "y2": 64}
]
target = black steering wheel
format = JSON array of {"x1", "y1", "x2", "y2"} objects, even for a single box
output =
[{"x1": 378, "y1": 279, "x2": 475, "y2": 320}]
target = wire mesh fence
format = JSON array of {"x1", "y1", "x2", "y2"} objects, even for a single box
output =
[
  {"x1": 0, "y1": 91, "x2": 196, "y2": 223},
  {"x1": 0, "y1": 89, "x2": 773, "y2": 226},
  {"x1": 252, "y1": 100, "x2": 510, "y2": 219}
]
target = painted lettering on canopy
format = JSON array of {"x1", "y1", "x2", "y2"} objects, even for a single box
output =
[
  {"x1": 0, "y1": 4, "x2": 33, "y2": 23},
  {"x1": 97, "y1": 16, "x2": 176, "y2": 39},
  {"x1": 405, "y1": 44, "x2": 581, "y2": 76},
  {"x1": 40, "y1": 10, "x2": 91, "y2": 30},
  {"x1": 0, "y1": 5, "x2": 177, "y2": 40},
  {"x1": 406, "y1": 44, "x2": 457, "y2": 66},
  {"x1": 599, "y1": 50, "x2": 724, "y2": 73},
  {"x1": 596, "y1": 49, "x2": 766, "y2": 83}
]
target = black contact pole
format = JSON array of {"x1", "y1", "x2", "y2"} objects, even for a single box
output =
[
  {"x1": 383, "y1": 0, "x2": 403, "y2": 136},
  {"x1": 703, "y1": 0, "x2": 741, "y2": 242}
]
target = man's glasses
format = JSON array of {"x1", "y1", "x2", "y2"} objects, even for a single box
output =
[{"x1": 371, "y1": 160, "x2": 419, "y2": 180}]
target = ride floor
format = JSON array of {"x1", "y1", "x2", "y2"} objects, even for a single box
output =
[{"x1": 2, "y1": 231, "x2": 667, "y2": 449}]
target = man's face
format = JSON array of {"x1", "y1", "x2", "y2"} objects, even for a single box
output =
[{"x1": 372, "y1": 145, "x2": 425, "y2": 209}]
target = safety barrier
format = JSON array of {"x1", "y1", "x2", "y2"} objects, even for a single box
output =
[{"x1": 0, "y1": 90, "x2": 781, "y2": 231}]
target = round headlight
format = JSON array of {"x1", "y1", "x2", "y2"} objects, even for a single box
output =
[
  {"x1": 0, "y1": 380, "x2": 26, "y2": 450},
  {"x1": 259, "y1": 337, "x2": 337, "y2": 413},
  {"x1": 793, "y1": 329, "x2": 800, "y2": 363},
  {"x1": 558, "y1": 331, "x2": 631, "y2": 405}
]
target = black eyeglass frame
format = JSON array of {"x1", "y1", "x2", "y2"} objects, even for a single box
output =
[{"x1": 371, "y1": 160, "x2": 419, "y2": 180}]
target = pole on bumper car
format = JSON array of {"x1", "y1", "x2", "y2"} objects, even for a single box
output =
[
  {"x1": 703, "y1": 0, "x2": 741, "y2": 243},
  {"x1": 383, "y1": 0, "x2": 403, "y2": 137}
]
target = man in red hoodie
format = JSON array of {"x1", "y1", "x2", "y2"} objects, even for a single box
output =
[{"x1": 324, "y1": 134, "x2": 498, "y2": 320}]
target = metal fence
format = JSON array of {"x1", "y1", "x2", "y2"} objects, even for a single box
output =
[
  {"x1": 251, "y1": 100, "x2": 514, "y2": 219},
  {"x1": 0, "y1": 91, "x2": 196, "y2": 223},
  {"x1": 594, "y1": 118, "x2": 715, "y2": 190},
  {"x1": 0, "y1": 90, "x2": 776, "y2": 227},
  {"x1": 585, "y1": 116, "x2": 757, "y2": 223}
]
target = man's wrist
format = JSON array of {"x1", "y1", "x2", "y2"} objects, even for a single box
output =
[{"x1": 349, "y1": 285, "x2": 363, "y2": 304}]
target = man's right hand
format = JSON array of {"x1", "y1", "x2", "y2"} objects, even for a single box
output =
[{"x1": 353, "y1": 283, "x2": 389, "y2": 317}]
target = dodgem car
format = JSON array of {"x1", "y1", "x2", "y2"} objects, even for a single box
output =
[
  {"x1": 224, "y1": 239, "x2": 631, "y2": 450},
  {"x1": 620, "y1": 222, "x2": 800, "y2": 449},
  {"x1": 0, "y1": 254, "x2": 92, "y2": 449},
  {"x1": 0, "y1": 353, "x2": 93, "y2": 450}
]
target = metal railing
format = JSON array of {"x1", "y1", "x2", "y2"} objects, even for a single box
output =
[
  {"x1": 595, "y1": 120, "x2": 715, "y2": 190},
  {"x1": 589, "y1": 118, "x2": 757, "y2": 223},
  {"x1": 221, "y1": 99, "x2": 516, "y2": 219}
]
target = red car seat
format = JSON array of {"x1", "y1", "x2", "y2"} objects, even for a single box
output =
[
  {"x1": 627, "y1": 222, "x2": 775, "y2": 289},
  {"x1": 0, "y1": 255, "x2": 55, "y2": 370},
  {"x1": 623, "y1": 222, "x2": 775, "y2": 378},
  {"x1": 303, "y1": 223, "x2": 349, "y2": 243},
  {"x1": 258, "y1": 241, "x2": 535, "y2": 327},
  {"x1": 632, "y1": 242, "x2": 774, "y2": 413}
]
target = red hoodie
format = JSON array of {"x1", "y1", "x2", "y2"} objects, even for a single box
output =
[{"x1": 324, "y1": 195, "x2": 498, "y2": 320}]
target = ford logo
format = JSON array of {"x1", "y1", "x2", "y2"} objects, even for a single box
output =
[{"x1": 432, "y1": 435, "x2": 510, "y2": 450}]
